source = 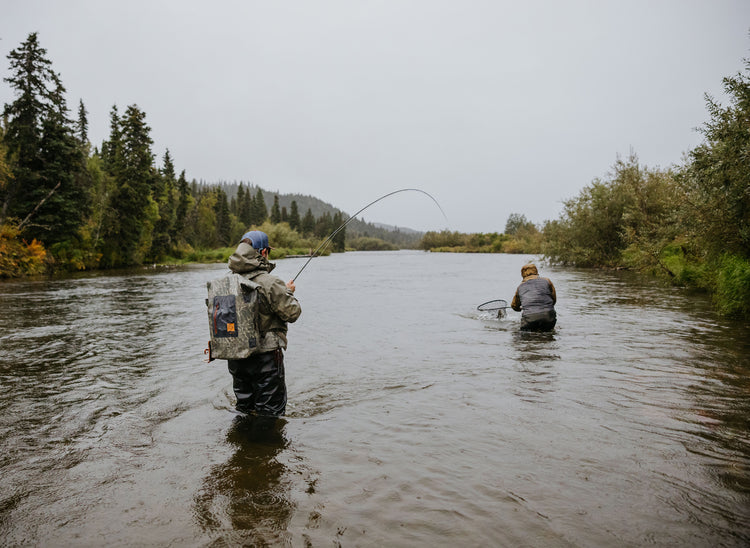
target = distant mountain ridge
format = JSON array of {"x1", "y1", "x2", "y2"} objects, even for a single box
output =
[
  {"x1": 370, "y1": 222, "x2": 422, "y2": 235},
  {"x1": 204, "y1": 181, "x2": 424, "y2": 247}
]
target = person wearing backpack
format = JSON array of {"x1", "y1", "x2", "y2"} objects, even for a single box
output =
[
  {"x1": 224, "y1": 230, "x2": 301, "y2": 416},
  {"x1": 510, "y1": 263, "x2": 557, "y2": 332}
]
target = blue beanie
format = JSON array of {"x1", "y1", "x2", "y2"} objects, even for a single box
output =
[{"x1": 241, "y1": 230, "x2": 270, "y2": 251}]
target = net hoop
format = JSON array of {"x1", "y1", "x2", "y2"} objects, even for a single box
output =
[{"x1": 477, "y1": 299, "x2": 509, "y2": 311}]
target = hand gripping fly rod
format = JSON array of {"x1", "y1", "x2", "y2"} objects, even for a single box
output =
[{"x1": 292, "y1": 188, "x2": 449, "y2": 282}]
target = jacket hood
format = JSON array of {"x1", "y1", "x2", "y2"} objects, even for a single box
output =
[
  {"x1": 521, "y1": 263, "x2": 539, "y2": 280},
  {"x1": 228, "y1": 242, "x2": 276, "y2": 274}
]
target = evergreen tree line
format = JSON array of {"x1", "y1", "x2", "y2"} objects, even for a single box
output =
[
  {"x1": 0, "y1": 33, "x2": 365, "y2": 275},
  {"x1": 193, "y1": 181, "x2": 425, "y2": 248},
  {"x1": 176, "y1": 180, "x2": 347, "y2": 253}
]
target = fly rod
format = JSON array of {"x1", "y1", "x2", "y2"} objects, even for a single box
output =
[{"x1": 292, "y1": 188, "x2": 449, "y2": 282}]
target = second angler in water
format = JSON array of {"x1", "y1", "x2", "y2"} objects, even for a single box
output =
[{"x1": 510, "y1": 263, "x2": 557, "y2": 332}]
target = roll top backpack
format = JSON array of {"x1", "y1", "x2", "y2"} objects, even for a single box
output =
[{"x1": 205, "y1": 273, "x2": 261, "y2": 361}]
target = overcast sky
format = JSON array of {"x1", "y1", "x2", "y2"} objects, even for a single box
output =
[{"x1": 2, "y1": 1, "x2": 749, "y2": 233}]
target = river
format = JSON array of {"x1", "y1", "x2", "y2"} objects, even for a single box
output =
[{"x1": 0, "y1": 250, "x2": 748, "y2": 546}]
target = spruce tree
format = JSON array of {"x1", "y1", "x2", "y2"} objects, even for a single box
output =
[
  {"x1": 100, "y1": 105, "x2": 121, "y2": 174},
  {"x1": 101, "y1": 104, "x2": 155, "y2": 265},
  {"x1": 2, "y1": 33, "x2": 58, "y2": 173},
  {"x1": 245, "y1": 192, "x2": 257, "y2": 225},
  {"x1": 270, "y1": 194, "x2": 281, "y2": 223},
  {"x1": 174, "y1": 169, "x2": 190, "y2": 236},
  {"x1": 215, "y1": 188, "x2": 232, "y2": 246},
  {"x1": 76, "y1": 99, "x2": 88, "y2": 146},
  {"x1": 235, "y1": 184, "x2": 245, "y2": 216},
  {"x1": 237, "y1": 183, "x2": 252, "y2": 226},
  {"x1": 157, "y1": 148, "x2": 174, "y2": 197},
  {"x1": 315, "y1": 212, "x2": 333, "y2": 238},
  {"x1": 152, "y1": 149, "x2": 177, "y2": 258},
  {"x1": 331, "y1": 211, "x2": 345, "y2": 251},
  {"x1": 2, "y1": 32, "x2": 56, "y2": 225},
  {"x1": 2, "y1": 32, "x2": 89, "y2": 244},
  {"x1": 243, "y1": 188, "x2": 255, "y2": 226},
  {"x1": 289, "y1": 200, "x2": 301, "y2": 231},
  {"x1": 301, "y1": 208, "x2": 315, "y2": 235},
  {"x1": 253, "y1": 189, "x2": 267, "y2": 224},
  {"x1": 35, "y1": 106, "x2": 89, "y2": 244}
]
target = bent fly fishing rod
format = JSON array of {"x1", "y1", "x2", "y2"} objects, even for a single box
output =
[{"x1": 292, "y1": 188, "x2": 449, "y2": 282}]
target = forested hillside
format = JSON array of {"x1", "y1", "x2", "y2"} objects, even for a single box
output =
[
  {"x1": 0, "y1": 33, "x2": 420, "y2": 277},
  {"x1": 197, "y1": 182, "x2": 423, "y2": 247}
]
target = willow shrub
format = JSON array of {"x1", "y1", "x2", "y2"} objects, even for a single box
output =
[
  {"x1": 348, "y1": 237, "x2": 397, "y2": 251},
  {"x1": 542, "y1": 178, "x2": 631, "y2": 267},
  {"x1": 503, "y1": 225, "x2": 543, "y2": 254},
  {"x1": 419, "y1": 230, "x2": 510, "y2": 253},
  {"x1": 543, "y1": 154, "x2": 688, "y2": 271},
  {"x1": 713, "y1": 254, "x2": 750, "y2": 317},
  {"x1": 420, "y1": 230, "x2": 468, "y2": 250}
]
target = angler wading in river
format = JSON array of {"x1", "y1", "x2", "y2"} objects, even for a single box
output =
[
  {"x1": 217, "y1": 231, "x2": 301, "y2": 416},
  {"x1": 511, "y1": 263, "x2": 557, "y2": 332}
]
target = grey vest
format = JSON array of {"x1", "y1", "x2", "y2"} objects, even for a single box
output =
[{"x1": 517, "y1": 277, "x2": 555, "y2": 315}]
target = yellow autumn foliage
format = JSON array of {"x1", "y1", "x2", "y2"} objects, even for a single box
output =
[{"x1": 0, "y1": 223, "x2": 49, "y2": 277}]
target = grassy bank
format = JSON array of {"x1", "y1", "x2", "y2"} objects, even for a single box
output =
[{"x1": 162, "y1": 245, "x2": 329, "y2": 265}]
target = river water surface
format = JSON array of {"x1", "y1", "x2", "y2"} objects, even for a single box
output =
[{"x1": 1, "y1": 251, "x2": 748, "y2": 546}]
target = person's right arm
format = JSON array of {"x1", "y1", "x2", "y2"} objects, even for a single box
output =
[
  {"x1": 511, "y1": 287, "x2": 522, "y2": 311},
  {"x1": 546, "y1": 278, "x2": 557, "y2": 304},
  {"x1": 268, "y1": 277, "x2": 301, "y2": 323}
]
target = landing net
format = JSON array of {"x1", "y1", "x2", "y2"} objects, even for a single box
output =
[{"x1": 477, "y1": 299, "x2": 508, "y2": 311}]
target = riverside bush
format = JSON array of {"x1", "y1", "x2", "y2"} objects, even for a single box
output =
[
  {"x1": 0, "y1": 223, "x2": 48, "y2": 277},
  {"x1": 714, "y1": 254, "x2": 750, "y2": 317},
  {"x1": 348, "y1": 237, "x2": 397, "y2": 251}
]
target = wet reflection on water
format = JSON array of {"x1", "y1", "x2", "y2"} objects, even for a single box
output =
[
  {"x1": 510, "y1": 331, "x2": 561, "y2": 402},
  {"x1": 195, "y1": 416, "x2": 293, "y2": 545},
  {"x1": 679, "y1": 326, "x2": 750, "y2": 498}
]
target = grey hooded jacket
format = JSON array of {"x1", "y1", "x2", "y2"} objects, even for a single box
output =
[
  {"x1": 227, "y1": 242, "x2": 301, "y2": 352},
  {"x1": 510, "y1": 264, "x2": 556, "y2": 316}
]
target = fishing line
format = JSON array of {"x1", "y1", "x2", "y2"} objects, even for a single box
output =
[{"x1": 292, "y1": 188, "x2": 449, "y2": 282}]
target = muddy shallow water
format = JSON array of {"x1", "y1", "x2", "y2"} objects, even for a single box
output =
[{"x1": 1, "y1": 251, "x2": 748, "y2": 546}]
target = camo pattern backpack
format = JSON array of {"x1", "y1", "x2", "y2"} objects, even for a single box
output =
[{"x1": 205, "y1": 273, "x2": 261, "y2": 361}]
